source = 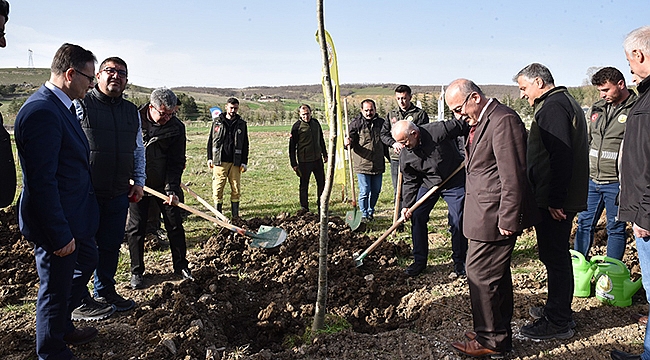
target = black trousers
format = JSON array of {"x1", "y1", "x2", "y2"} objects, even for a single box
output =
[
  {"x1": 467, "y1": 237, "x2": 516, "y2": 353},
  {"x1": 535, "y1": 208, "x2": 576, "y2": 327},
  {"x1": 298, "y1": 160, "x2": 325, "y2": 211},
  {"x1": 126, "y1": 195, "x2": 188, "y2": 275}
]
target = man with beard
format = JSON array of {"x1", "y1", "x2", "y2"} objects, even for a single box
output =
[{"x1": 344, "y1": 99, "x2": 385, "y2": 222}]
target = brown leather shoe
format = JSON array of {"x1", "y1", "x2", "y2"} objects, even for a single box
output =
[
  {"x1": 632, "y1": 313, "x2": 648, "y2": 325},
  {"x1": 465, "y1": 330, "x2": 477, "y2": 340},
  {"x1": 451, "y1": 339, "x2": 501, "y2": 358},
  {"x1": 63, "y1": 326, "x2": 98, "y2": 346}
]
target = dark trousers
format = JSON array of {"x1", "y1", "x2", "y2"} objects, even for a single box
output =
[
  {"x1": 298, "y1": 160, "x2": 325, "y2": 211},
  {"x1": 467, "y1": 237, "x2": 516, "y2": 353},
  {"x1": 389, "y1": 159, "x2": 402, "y2": 211},
  {"x1": 535, "y1": 208, "x2": 576, "y2": 327},
  {"x1": 126, "y1": 195, "x2": 188, "y2": 275},
  {"x1": 92, "y1": 194, "x2": 129, "y2": 297},
  {"x1": 35, "y1": 237, "x2": 97, "y2": 360},
  {"x1": 411, "y1": 184, "x2": 467, "y2": 266}
]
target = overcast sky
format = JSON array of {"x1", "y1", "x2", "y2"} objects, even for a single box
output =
[{"x1": 0, "y1": 0, "x2": 646, "y2": 88}]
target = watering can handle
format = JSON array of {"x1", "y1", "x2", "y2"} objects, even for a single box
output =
[
  {"x1": 569, "y1": 249, "x2": 589, "y2": 267},
  {"x1": 591, "y1": 255, "x2": 628, "y2": 272}
]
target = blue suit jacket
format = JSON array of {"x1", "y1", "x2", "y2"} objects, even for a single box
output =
[{"x1": 15, "y1": 85, "x2": 99, "y2": 252}]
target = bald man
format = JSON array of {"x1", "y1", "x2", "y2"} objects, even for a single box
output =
[
  {"x1": 392, "y1": 117, "x2": 468, "y2": 277},
  {"x1": 446, "y1": 79, "x2": 539, "y2": 358}
]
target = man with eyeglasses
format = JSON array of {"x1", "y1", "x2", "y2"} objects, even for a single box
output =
[
  {"x1": 380, "y1": 85, "x2": 429, "y2": 231},
  {"x1": 15, "y1": 43, "x2": 100, "y2": 360},
  {"x1": 126, "y1": 87, "x2": 191, "y2": 290},
  {"x1": 0, "y1": 0, "x2": 15, "y2": 208},
  {"x1": 71, "y1": 57, "x2": 144, "y2": 320},
  {"x1": 514, "y1": 63, "x2": 588, "y2": 340},
  {"x1": 445, "y1": 79, "x2": 539, "y2": 358},
  {"x1": 391, "y1": 115, "x2": 468, "y2": 277},
  {"x1": 207, "y1": 97, "x2": 249, "y2": 218}
]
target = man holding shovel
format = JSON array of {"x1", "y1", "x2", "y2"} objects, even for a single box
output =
[
  {"x1": 392, "y1": 118, "x2": 468, "y2": 277},
  {"x1": 126, "y1": 88, "x2": 191, "y2": 289},
  {"x1": 344, "y1": 99, "x2": 385, "y2": 223}
]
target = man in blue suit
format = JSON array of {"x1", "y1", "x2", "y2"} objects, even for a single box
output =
[{"x1": 15, "y1": 43, "x2": 105, "y2": 360}]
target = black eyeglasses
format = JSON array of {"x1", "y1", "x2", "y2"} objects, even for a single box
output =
[
  {"x1": 151, "y1": 106, "x2": 175, "y2": 118},
  {"x1": 452, "y1": 92, "x2": 474, "y2": 114},
  {"x1": 73, "y1": 68, "x2": 95, "y2": 83},
  {"x1": 102, "y1": 67, "x2": 128, "y2": 78}
]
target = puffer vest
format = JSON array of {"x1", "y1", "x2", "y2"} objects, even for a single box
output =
[{"x1": 80, "y1": 87, "x2": 139, "y2": 198}]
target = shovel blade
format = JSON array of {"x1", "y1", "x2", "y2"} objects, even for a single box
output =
[
  {"x1": 249, "y1": 225, "x2": 287, "y2": 248},
  {"x1": 346, "y1": 208, "x2": 362, "y2": 231}
]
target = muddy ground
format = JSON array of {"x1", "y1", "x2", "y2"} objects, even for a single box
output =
[{"x1": 0, "y1": 206, "x2": 647, "y2": 360}]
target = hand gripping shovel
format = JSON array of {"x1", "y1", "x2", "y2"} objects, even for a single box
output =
[
  {"x1": 142, "y1": 184, "x2": 287, "y2": 248},
  {"x1": 354, "y1": 161, "x2": 465, "y2": 267},
  {"x1": 343, "y1": 98, "x2": 362, "y2": 230}
]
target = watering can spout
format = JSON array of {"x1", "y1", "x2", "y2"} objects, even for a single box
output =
[{"x1": 625, "y1": 277, "x2": 644, "y2": 300}]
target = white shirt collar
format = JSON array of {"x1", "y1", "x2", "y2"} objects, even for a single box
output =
[
  {"x1": 44, "y1": 81, "x2": 73, "y2": 110},
  {"x1": 476, "y1": 98, "x2": 494, "y2": 125}
]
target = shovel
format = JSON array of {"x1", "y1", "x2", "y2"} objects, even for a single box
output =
[
  {"x1": 343, "y1": 98, "x2": 362, "y2": 230},
  {"x1": 141, "y1": 184, "x2": 287, "y2": 248},
  {"x1": 354, "y1": 161, "x2": 465, "y2": 267},
  {"x1": 180, "y1": 183, "x2": 229, "y2": 223},
  {"x1": 392, "y1": 169, "x2": 403, "y2": 237}
]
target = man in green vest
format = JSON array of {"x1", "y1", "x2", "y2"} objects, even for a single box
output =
[{"x1": 574, "y1": 67, "x2": 636, "y2": 260}]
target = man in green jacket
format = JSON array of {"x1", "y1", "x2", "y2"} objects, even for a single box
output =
[
  {"x1": 574, "y1": 67, "x2": 636, "y2": 260},
  {"x1": 289, "y1": 104, "x2": 327, "y2": 213},
  {"x1": 514, "y1": 63, "x2": 588, "y2": 341}
]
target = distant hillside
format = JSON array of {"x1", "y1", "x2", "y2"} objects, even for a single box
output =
[{"x1": 174, "y1": 83, "x2": 521, "y2": 101}]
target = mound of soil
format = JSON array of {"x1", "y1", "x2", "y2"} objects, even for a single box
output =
[{"x1": 0, "y1": 207, "x2": 647, "y2": 359}]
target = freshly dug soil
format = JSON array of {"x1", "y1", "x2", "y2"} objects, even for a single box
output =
[{"x1": 0, "y1": 207, "x2": 646, "y2": 360}]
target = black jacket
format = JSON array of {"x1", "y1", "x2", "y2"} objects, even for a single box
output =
[
  {"x1": 0, "y1": 112, "x2": 16, "y2": 207},
  {"x1": 399, "y1": 119, "x2": 468, "y2": 208},
  {"x1": 619, "y1": 76, "x2": 650, "y2": 229},
  {"x1": 381, "y1": 104, "x2": 429, "y2": 161},
  {"x1": 206, "y1": 113, "x2": 249, "y2": 166},
  {"x1": 139, "y1": 104, "x2": 186, "y2": 196}
]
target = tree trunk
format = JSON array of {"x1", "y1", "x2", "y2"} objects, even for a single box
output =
[{"x1": 312, "y1": 0, "x2": 337, "y2": 333}]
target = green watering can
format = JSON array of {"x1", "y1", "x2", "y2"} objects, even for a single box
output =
[
  {"x1": 570, "y1": 250, "x2": 597, "y2": 297},
  {"x1": 592, "y1": 255, "x2": 643, "y2": 307}
]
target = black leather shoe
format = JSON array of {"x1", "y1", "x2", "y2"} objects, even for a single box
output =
[
  {"x1": 611, "y1": 349, "x2": 641, "y2": 360},
  {"x1": 175, "y1": 268, "x2": 194, "y2": 281},
  {"x1": 405, "y1": 262, "x2": 426, "y2": 277},
  {"x1": 63, "y1": 326, "x2": 98, "y2": 345}
]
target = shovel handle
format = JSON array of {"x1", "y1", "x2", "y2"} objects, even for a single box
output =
[
  {"x1": 343, "y1": 98, "x2": 357, "y2": 206},
  {"x1": 140, "y1": 184, "x2": 252, "y2": 237},
  {"x1": 180, "y1": 183, "x2": 229, "y2": 223},
  {"x1": 355, "y1": 161, "x2": 465, "y2": 264}
]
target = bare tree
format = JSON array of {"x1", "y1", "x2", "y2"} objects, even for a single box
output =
[{"x1": 312, "y1": 0, "x2": 337, "y2": 333}]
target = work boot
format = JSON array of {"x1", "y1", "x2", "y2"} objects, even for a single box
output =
[
  {"x1": 231, "y1": 202, "x2": 239, "y2": 219},
  {"x1": 216, "y1": 203, "x2": 223, "y2": 213}
]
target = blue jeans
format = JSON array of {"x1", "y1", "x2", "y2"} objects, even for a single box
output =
[
  {"x1": 574, "y1": 180, "x2": 626, "y2": 259},
  {"x1": 411, "y1": 184, "x2": 467, "y2": 267},
  {"x1": 92, "y1": 194, "x2": 129, "y2": 297},
  {"x1": 636, "y1": 234, "x2": 650, "y2": 360},
  {"x1": 357, "y1": 173, "x2": 382, "y2": 218}
]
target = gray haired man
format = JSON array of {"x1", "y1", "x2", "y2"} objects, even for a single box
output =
[{"x1": 126, "y1": 88, "x2": 191, "y2": 290}]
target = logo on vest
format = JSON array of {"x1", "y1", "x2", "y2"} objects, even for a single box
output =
[
  {"x1": 406, "y1": 115, "x2": 414, "y2": 122},
  {"x1": 590, "y1": 113, "x2": 599, "y2": 122},
  {"x1": 618, "y1": 114, "x2": 627, "y2": 124}
]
